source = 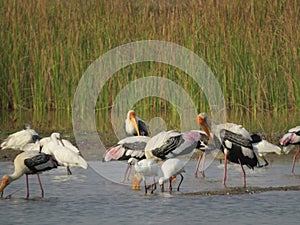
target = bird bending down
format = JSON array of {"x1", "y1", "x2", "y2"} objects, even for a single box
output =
[
  {"x1": 125, "y1": 110, "x2": 149, "y2": 136},
  {"x1": 250, "y1": 133, "x2": 282, "y2": 167},
  {"x1": 159, "y1": 158, "x2": 185, "y2": 192},
  {"x1": 280, "y1": 126, "x2": 300, "y2": 173},
  {"x1": 197, "y1": 113, "x2": 259, "y2": 187},
  {"x1": 1, "y1": 124, "x2": 40, "y2": 150},
  {"x1": 0, "y1": 151, "x2": 58, "y2": 199},
  {"x1": 128, "y1": 158, "x2": 160, "y2": 194},
  {"x1": 144, "y1": 130, "x2": 201, "y2": 162},
  {"x1": 41, "y1": 133, "x2": 88, "y2": 175},
  {"x1": 103, "y1": 136, "x2": 150, "y2": 182}
]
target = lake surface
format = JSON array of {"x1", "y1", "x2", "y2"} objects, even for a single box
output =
[{"x1": 1, "y1": 154, "x2": 300, "y2": 225}]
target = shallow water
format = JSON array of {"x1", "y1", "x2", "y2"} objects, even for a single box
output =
[{"x1": 0, "y1": 155, "x2": 300, "y2": 225}]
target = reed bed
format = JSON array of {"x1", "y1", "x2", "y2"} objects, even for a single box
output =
[{"x1": 0, "y1": 0, "x2": 299, "y2": 137}]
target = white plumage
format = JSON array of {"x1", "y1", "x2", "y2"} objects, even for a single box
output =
[
  {"x1": 159, "y1": 158, "x2": 185, "y2": 192},
  {"x1": 0, "y1": 151, "x2": 58, "y2": 199},
  {"x1": 103, "y1": 136, "x2": 150, "y2": 182},
  {"x1": 41, "y1": 133, "x2": 87, "y2": 175},
  {"x1": 128, "y1": 158, "x2": 160, "y2": 194},
  {"x1": 280, "y1": 126, "x2": 300, "y2": 173},
  {"x1": 1, "y1": 125, "x2": 40, "y2": 150},
  {"x1": 144, "y1": 130, "x2": 201, "y2": 161},
  {"x1": 125, "y1": 110, "x2": 149, "y2": 136},
  {"x1": 197, "y1": 113, "x2": 258, "y2": 187}
]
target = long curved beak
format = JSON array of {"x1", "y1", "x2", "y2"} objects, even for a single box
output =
[
  {"x1": 0, "y1": 179, "x2": 8, "y2": 197},
  {"x1": 58, "y1": 138, "x2": 65, "y2": 147},
  {"x1": 197, "y1": 115, "x2": 211, "y2": 139},
  {"x1": 131, "y1": 118, "x2": 140, "y2": 136}
]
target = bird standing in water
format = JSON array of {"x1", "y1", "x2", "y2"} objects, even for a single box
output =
[
  {"x1": 280, "y1": 126, "x2": 300, "y2": 173},
  {"x1": 0, "y1": 151, "x2": 58, "y2": 199}
]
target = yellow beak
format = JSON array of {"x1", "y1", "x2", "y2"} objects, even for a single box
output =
[
  {"x1": 197, "y1": 115, "x2": 211, "y2": 140},
  {"x1": 131, "y1": 118, "x2": 140, "y2": 136}
]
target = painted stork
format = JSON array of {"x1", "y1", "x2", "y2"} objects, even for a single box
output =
[
  {"x1": 144, "y1": 130, "x2": 201, "y2": 161},
  {"x1": 159, "y1": 158, "x2": 185, "y2": 192},
  {"x1": 102, "y1": 136, "x2": 150, "y2": 182},
  {"x1": 1, "y1": 124, "x2": 40, "y2": 150},
  {"x1": 280, "y1": 126, "x2": 300, "y2": 173},
  {"x1": 127, "y1": 158, "x2": 160, "y2": 194},
  {"x1": 0, "y1": 151, "x2": 58, "y2": 199},
  {"x1": 197, "y1": 113, "x2": 259, "y2": 187},
  {"x1": 125, "y1": 110, "x2": 149, "y2": 136}
]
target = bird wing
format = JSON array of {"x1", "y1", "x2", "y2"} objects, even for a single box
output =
[
  {"x1": 288, "y1": 126, "x2": 300, "y2": 134},
  {"x1": 252, "y1": 140, "x2": 282, "y2": 155},
  {"x1": 220, "y1": 129, "x2": 252, "y2": 149},
  {"x1": 24, "y1": 153, "x2": 58, "y2": 173},
  {"x1": 1, "y1": 130, "x2": 34, "y2": 150},
  {"x1": 137, "y1": 118, "x2": 149, "y2": 136}
]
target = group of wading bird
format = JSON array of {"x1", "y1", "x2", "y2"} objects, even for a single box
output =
[{"x1": 0, "y1": 110, "x2": 300, "y2": 198}]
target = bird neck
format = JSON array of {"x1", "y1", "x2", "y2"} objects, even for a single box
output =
[{"x1": 7, "y1": 171, "x2": 23, "y2": 183}]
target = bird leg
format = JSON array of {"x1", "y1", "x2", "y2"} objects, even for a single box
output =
[
  {"x1": 194, "y1": 153, "x2": 202, "y2": 177},
  {"x1": 238, "y1": 158, "x2": 246, "y2": 188},
  {"x1": 151, "y1": 178, "x2": 156, "y2": 194},
  {"x1": 222, "y1": 154, "x2": 228, "y2": 188},
  {"x1": 177, "y1": 174, "x2": 184, "y2": 192},
  {"x1": 122, "y1": 164, "x2": 132, "y2": 183},
  {"x1": 36, "y1": 174, "x2": 44, "y2": 198},
  {"x1": 67, "y1": 166, "x2": 72, "y2": 175},
  {"x1": 144, "y1": 180, "x2": 148, "y2": 194},
  {"x1": 194, "y1": 153, "x2": 203, "y2": 178},
  {"x1": 291, "y1": 147, "x2": 300, "y2": 174},
  {"x1": 201, "y1": 152, "x2": 206, "y2": 177},
  {"x1": 26, "y1": 174, "x2": 30, "y2": 199},
  {"x1": 261, "y1": 156, "x2": 269, "y2": 167},
  {"x1": 168, "y1": 177, "x2": 173, "y2": 193},
  {"x1": 257, "y1": 156, "x2": 269, "y2": 168}
]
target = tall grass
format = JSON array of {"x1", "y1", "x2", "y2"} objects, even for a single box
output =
[{"x1": 0, "y1": 0, "x2": 299, "y2": 137}]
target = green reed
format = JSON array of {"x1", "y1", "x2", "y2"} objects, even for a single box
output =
[{"x1": 0, "y1": 0, "x2": 299, "y2": 137}]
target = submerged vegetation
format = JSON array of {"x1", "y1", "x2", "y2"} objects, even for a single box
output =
[{"x1": 0, "y1": 0, "x2": 299, "y2": 136}]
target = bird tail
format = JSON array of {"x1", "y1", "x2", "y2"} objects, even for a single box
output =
[{"x1": 252, "y1": 140, "x2": 282, "y2": 155}]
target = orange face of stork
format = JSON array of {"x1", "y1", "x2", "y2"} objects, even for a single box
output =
[
  {"x1": 129, "y1": 111, "x2": 140, "y2": 136},
  {"x1": 0, "y1": 176, "x2": 9, "y2": 194},
  {"x1": 196, "y1": 114, "x2": 211, "y2": 139}
]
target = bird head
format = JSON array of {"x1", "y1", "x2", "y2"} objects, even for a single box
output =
[
  {"x1": 128, "y1": 110, "x2": 140, "y2": 136},
  {"x1": 127, "y1": 158, "x2": 137, "y2": 166},
  {"x1": 0, "y1": 175, "x2": 11, "y2": 196},
  {"x1": 196, "y1": 113, "x2": 211, "y2": 139}
]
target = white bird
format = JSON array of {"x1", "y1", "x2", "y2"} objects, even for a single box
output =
[
  {"x1": 159, "y1": 158, "x2": 185, "y2": 192},
  {"x1": 280, "y1": 126, "x2": 300, "y2": 173},
  {"x1": 197, "y1": 113, "x2": 259, "y2": 187},
  {"x1": 125, "y1": 110, "x2": 149, "y2": 136},
  {"x1": 41, "y1": 133, "x2": 88, "y2": 175},
  {"x1": 21, "y1": 140, "x2": 42, "y2": 152},
  {"x1": 40, "y1": 136, "x2": 80, "y2": 154},
  {"x1": 250, "y1": 133, "x2": 282, "y2": 167},
  {"x1": 1, "y1": 124, "x2": 40, "y2": 150},
  {"x1": 0, "y1": 151, "x2": 58, "y2": 199},
  {"x1": 103, "y1": 136, "x2": 150, "y2": 182},
  {"x1": 128, "y1": 158, "x2": 160, "y2": 194},
  {"x1": 144, "y1": 130, "x2": 201, "y2": 161}
]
